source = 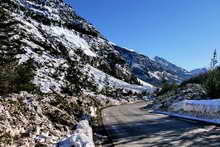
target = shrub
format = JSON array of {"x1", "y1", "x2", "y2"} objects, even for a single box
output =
[
  {"x1": 62, "y1": 60, "x2": 98, "y2": 96},
  {"x1": 203, "y1": 68, "x2": 220, "y2": 98},
  {"x1": 182, "y1": 67, "x2": 220, "y2": 98},
  {"x1": 156, "y1": 80, "x2": 178, "y2": 96},
  {"x1": 0, "y1": 59, "x2": 38, "y2": 95},
  {"x1": 181, "y1": 73, "x2": 209, "y2": 86}
]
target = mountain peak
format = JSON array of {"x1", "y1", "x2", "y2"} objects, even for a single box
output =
[{"x1": 154, "y1": 56, "x2": 189, "y2": 73}]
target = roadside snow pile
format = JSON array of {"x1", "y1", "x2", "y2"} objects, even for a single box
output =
[
  {"x1": 57, "y1": 120, "x2": 95, "y2": 147},
  {"x1": 170, "y1": 99, "x2": 220, "y2": 114},
  {"x1": 168, "y1": 99, "x2": 220, "y2": 124}
]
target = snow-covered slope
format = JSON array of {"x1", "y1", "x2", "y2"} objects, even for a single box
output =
[
  {"x1": 1, "y1": 0, "x2": 150, "y2": 95},
  {"x1": 115, "y1": 45, "x2": 193, "y2": 86},
  {"x1": 87, "y1": 65, "x2": 154, "y2": 93}
]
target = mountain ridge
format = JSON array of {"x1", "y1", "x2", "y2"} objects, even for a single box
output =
[
  {"x1": 190, "y1": 68, "x2": 208, "y2": 76},
  {"x1": 114, "y1": 45, "x2": 195, "y2": 86}
]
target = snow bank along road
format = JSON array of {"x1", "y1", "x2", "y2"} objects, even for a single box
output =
[{"x1": 102, "y1": 102, "x2": 220, "y2": 147}]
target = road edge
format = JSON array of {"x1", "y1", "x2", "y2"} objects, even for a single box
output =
[
  {"x1": 153, "y1": 110, "x2": 220, "y2": 126},
  {"x1": 100, "y1": 105, "x2": 115, "y2": 147}
]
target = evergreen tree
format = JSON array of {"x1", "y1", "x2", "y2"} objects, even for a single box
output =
[
  {"x1": 62, "y1": 60, "x2": 84, "y2": 96},
  {"x1": 0, "y1": 8, "x2": 21, "y2": 64},
  {"x1": 62, "y1": 59, "x2": 98, "y2": 96},
  {"x1": 101, "y1": 74, "x2": 115, "y2": 96},
  {"x1": 211, "y1": 49, "x2": 218, "y2": 69},
  {"x1": 0, "y1": 8, "x2": 37, "y2": 95},
  {"x1": 203, "y1": 67, "x2": 220, "y2": 98},
  {"x1": 103, "y1": 74, "x2": 110, "y2": 87}
]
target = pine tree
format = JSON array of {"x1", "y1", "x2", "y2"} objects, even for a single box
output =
[
  {"x1": 62, "y1": 59, "x2": 84, "y2": 96},
  {"x1": 103, "y1": 74, "x2": 110, "y2": 87},
  {"x1": 211, "y1": 49, "x2": 218, "y2": 69},
  {"x1": 101, "y1": 74, "x2": 112, "y2": 96},
  {"x1": 0, "y1": 8, "x2": 37, "y2": 95},
  {"x1": 62, "y1": 59, "x2": 98, "y2": 96}
]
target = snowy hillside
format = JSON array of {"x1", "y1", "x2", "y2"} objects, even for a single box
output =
[
  {"x1": 115, "y1": 45, "x2": 193, "y2": 86},
  {"x1": 1, "y1": 0, "x2": 149, "y2": 95}
]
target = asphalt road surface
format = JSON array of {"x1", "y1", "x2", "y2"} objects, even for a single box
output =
[{"x1": 102, "y1": 102, "x2": 220, "y2": 147}]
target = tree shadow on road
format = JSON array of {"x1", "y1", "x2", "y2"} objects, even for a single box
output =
[{"x1": 104, "y1": 115, "x2": 220, "y2": 147}]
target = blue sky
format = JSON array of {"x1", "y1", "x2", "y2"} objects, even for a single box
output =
[{"x1": 65, "y1": 0, "x2": 220, "y2": 70}]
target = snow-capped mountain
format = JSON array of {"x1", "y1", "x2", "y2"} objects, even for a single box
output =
[
  {"x1": 1, "y1": 0, "x2": 152, "y2": 95},
  {"x1": 114, "y1": 45, "x2": 193, "y2": 86},
  {"x1": 191, "y1": 68, "x2": 208, "y2": 76}
]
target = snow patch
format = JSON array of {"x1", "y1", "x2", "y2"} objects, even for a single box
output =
[
  {"x1": 57, "y1": 120, "x2": 95, "y2": 147},
  {"x1": 90, "y1": 107, "x2": 97, "y2": 117},
  {"x1": 49, "y1": 26, "x2": 97, "y2": 57},
  {"x1": 148, "y1": 71, "x2": 162, "y2": 80},
  {"x1": 123, "y1": 47, "x2": 135, "y2": 52},
  {"x1": 108, "y1": 41, "x2": 116, "y2": 46},
  {"x1": 87, "y1": 65, "x2": 154, "y2": 93},
  {"x1": 137, "y1": 79, "x2": 155, "y2": 88}
]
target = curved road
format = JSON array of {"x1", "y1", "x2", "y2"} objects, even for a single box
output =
[{"x1": 102, "y1": 102, "x2": 220, "y2": 147}]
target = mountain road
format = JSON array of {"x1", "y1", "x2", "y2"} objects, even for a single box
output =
[{"x1": 102, "y1": 102, "x2": 220, "y2": 147}]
